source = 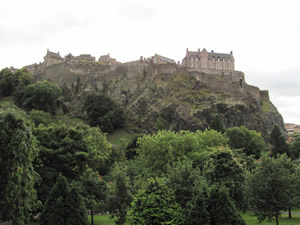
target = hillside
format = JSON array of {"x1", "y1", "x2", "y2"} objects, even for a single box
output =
[{"x1": 29, "y1": 61, "x2": 285, "y2": 138}]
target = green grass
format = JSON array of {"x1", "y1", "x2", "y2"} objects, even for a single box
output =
[
  {"x1": 54, "y1": 114, "x2": 87, "y2": 126},
  {"x1": 242, "y1": 211, "x2": 300, "y2": 225},
  {"x1": 261, "y1": 100, "x2": 272, "y2": 113},
  {"x1": 88, "y1": 215, "x2": 115, "y2": 225},
  {"x1": 0, "y1": 96, "x2": 14, "y2": 108},
  {"x1": 107, "y1": 129, "x2": 135, "y2": 148}
]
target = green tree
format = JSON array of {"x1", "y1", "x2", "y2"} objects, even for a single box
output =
[
  {"x1": 185, "y1": 177, "x2": 211, "y2": 225},
  {"x1": 127, "y1": 177, "x2": 183, "y2": 225},
  {"x1": 0, "y1": 68, "x2": 33, "y2": 97},
  {"x1": 203, "y1": 147, "x2": 245, "y2": 210},
  {"x1": 136, "y1": 129, "x2": 228, "y2": 178},
  {"x1": 16, "y1": 80, "x2": 62, "y2": 113},
  {"x1": 84, "y1": 94, "x2": 125, "y2": 133},
  {"x1": 80, "y1": 169, "x2": 107, "y2": 225},
  {"x1": 29, "y1": 109, "x2": 53, "y2": 126},
  {"x1": 209, "y1": 114, "x2": 225, "y2": 133},
  {"x1": 40, "y1": 175, "x2": 89, "y2": 225},
  {"x1": 0, "y1": 108, "x2": 39, "y2": 225},
  {"x1": 270, "y1": 124, "x2": 290, "y2": 157},
  {"x1": 107, "y1": 164, "x2": 133, "y2": 225},
  {"x1": 207, "y1": 185, "x2": 246, "y2": 225},
  {"x1": 165, "y1": 159, "x2": 201, "y2": 209},
  {"x1": 33, "y1": 123, "x2": 112, "y2": 203},
  {"x1": 291, "y1": 137, "x2": 300, "y2": 159},
  {"x1": 245, "y1": 155, "x2": 298, "y2": 225},
  {"x1": 226, "y1": 126, "x2": 265, "y2": 159}
]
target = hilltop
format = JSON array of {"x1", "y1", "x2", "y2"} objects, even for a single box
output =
[{"x1": 25, "y1": 55, "x2": 285, "y2": 138}]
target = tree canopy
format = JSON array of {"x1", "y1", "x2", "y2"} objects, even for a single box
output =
[
  {"x1": 0, "y1": 68, "x2": 33, "y2": 97},
  {"x1": 0, "y1": 108, "x2": 39, "y2": 225},
  {"x1": 84, "y1": 94, "x2": 125, "y2": 133},
  {"x1": 246, "y1": 155, "x2": 298, "y2": 225},
  {"x1": 126, "y1": 177, "x2": 183, "y2": 225},
  {"x1": 226, "y1": 126, "x2": 265, "y2": 159},
  {"x1": 15, "y1": 80, "x2": 62, "y2": 113}
]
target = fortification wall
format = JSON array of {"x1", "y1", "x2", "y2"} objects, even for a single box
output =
[{"x1": 260, "y1": 90, "x2": 270, "y2": 101}]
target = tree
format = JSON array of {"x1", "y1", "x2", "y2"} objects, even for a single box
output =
[
  {"x1": 80, "y1": 169, "x2": 107, "y2": 225},
  {"x1": 270, "y1": 125, "x2": 290, "y2": 157},
  {"x1": 0, "y1": 108, "x2": 39, "y2": 225},
  {"x1": 165, "y1": 159, "x2": 201, "y2": 209},
  {"x1": 207, "y1": 185, "x2": 246, "y2": 225},
  {"x1": 185, "y1": 177, "x2": 211, "y2": 225},
  {"x1": 203, "y1": 147, "x2": 246, "y2": 210},
  {"x1": 84, "y1": 94, "x2": 125, "y2": 133},
  {"x1": 16, "y1": 80, "x2": 62, "y2": 113},
  {"x1": 291, "y1": 137, "x2": 300, "y2": 159},
  {"x1": 245, "y1": 155, "x2": 298, "y2": 225},
  {"x1": 209, "y1": 114, "x2": 225, "y2": 133},
  {"x1": 0, "y1": 68, "x2": 33, "y2": 97},
  {"x1": 136, "y1": 129, "x2": 228, "y2": 179},
  {"x1": 39, "y1": 175, "x2": 89, "y2": 225},
  {"x1": 226, "y1": 126, "x2": 265, "y2": 159},
  {"x1": 33, "y1": 123, "x2": 112, "y2": 203},
  {"x1": 107, "y1": 164, "x2": 133, "y2": 225},
  {"x1": 126, "y1": 177, "x2": 183, "y2": 225}
]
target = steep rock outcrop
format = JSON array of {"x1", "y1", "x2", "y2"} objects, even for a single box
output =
[{"x1": 32, "y1": 61, "x2": 285, "y2": 138}]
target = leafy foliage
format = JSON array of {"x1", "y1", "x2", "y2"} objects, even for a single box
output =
[
  {"x1": 39, "y1": 175, "x2": 89, "y2": 225},
  {"x1": 207, "y1": 185, "x2": 246, "y2": 225},
  {"x1": 226, "y1": 126, "x2": 265, "y2": 159},
  {"x1": 245, "y1": 155, "x2": 298, "y2": 225},
  {"x1": 0, "y1": 108, "x2": 39, "y2": 225},
  {"x1": 29, "y1": 109, "x2": 53, "y2": 126},
  {"x1": 127, "y1": 177, "x2": 183, "y2": 225},
  {"x1": 33, "y1": 123, "x2": 112, "y2": 203},
  {"x1": 209, "y1": 114, "x2": 225, "y2": 133},
  {"x1": 84, "y1": 94, "x2": 125, "y2": 133},
  {"x1": 15, "y1": 80, "x2": 62, "y2": 113},
  {"x1": 270, "y1": 125, "x2": 290, "y2": 157},
  {"x1": 136, "y1": 129, "x2": 228, "y2": 178},
  {"x1": 0, "y1": 68, "x2": 33, "y2": 97},
  {"x1": 203, "y1": 147, "x2": 246, "y2": 210},
  {"x1": 107, "y1": 164, "x2": 133, "y2": 225}
]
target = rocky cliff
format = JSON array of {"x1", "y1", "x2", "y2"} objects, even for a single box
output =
[{"x1": 31, "y1": 61, "x2": 285, "y2": 138}]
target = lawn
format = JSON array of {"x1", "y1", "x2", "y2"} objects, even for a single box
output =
[
  {"x1": 88, "y1": 215, "x2": 115, "y2": 225},
  {"x1": 107, "y1": 129, "x2": 135, "y2": 148},
  {"x1": 242, "y1": 211, "x2": 300, "y2": 225},
  {"x1": 29, "y1": 211, "x2": 300, "y2": 225}
]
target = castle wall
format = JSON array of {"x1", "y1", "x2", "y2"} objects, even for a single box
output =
[{"x1": 260, "y1": 90, "x2": 270, "y2": 101}]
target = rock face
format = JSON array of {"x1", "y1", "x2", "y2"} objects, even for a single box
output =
[{"x1": 32, "y1": 61, "x2": 285, "y2": 138}]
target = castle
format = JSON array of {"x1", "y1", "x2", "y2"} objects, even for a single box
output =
[{"x1": 182, "y1": 48, "x2": 234, "y2": 71}]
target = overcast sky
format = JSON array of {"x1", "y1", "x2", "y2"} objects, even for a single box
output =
[{"x1": 1, "y1": 0, "x2": 300, "y2": 124}]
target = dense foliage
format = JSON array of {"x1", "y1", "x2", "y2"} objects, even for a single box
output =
[
  {"x1": 226, "y1": 126, "x2": 265, "y2": 159},
  {"x1": 0, "y1": 68, "x2": 33, "y2": 97},
  {"x1": 84, "y1": 94, "x2": 125, "y2": 133},
  {"x1": 33, "y1": 123, "x2": 112, "y2": 203},
  {"x1": 40, "y1": 175, "x2": 89, "y2": 225},
  {"x1": 246, "y1": 155, "x2": 299, "y2": 225},
  {"x1": 0, "y1": 108, "x2": 39, "y2": 225},
  {"x1": 127, "y1": 177, "x2": 183, "y2": 225}
]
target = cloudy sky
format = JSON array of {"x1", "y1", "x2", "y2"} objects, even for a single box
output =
[{"x1": 1, "y1": 0, "x2": 300, "y2": 124}]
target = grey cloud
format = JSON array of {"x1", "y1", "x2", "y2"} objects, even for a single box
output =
[{"x1": 0, "y1": 12, "x2": 93, "y2": 47}]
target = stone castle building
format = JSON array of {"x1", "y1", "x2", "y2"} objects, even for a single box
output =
[
  {"x1": 44, "y1": 49, "x2": 64, "y2": 67},
  {"x1": 182, "y1": 48, "x2": 234, "y2": 71},
  {"x1": 98, "y1": 54, "x2": 117, "y2": 65},
  {"x1": 151, "y1": 53, "x2": 176, "y2": 64}
]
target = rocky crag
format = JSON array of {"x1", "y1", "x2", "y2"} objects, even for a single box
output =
[{"x1": 29, "y1": 60, "x2": 285, "y2": 138}]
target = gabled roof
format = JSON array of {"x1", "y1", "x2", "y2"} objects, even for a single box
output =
[
  {"x1": 185, "y1": 49, "x2": 234, "y2": 60},
  {"x1": 45, "y1": 50, "x2": 63, "y2": 60}
]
